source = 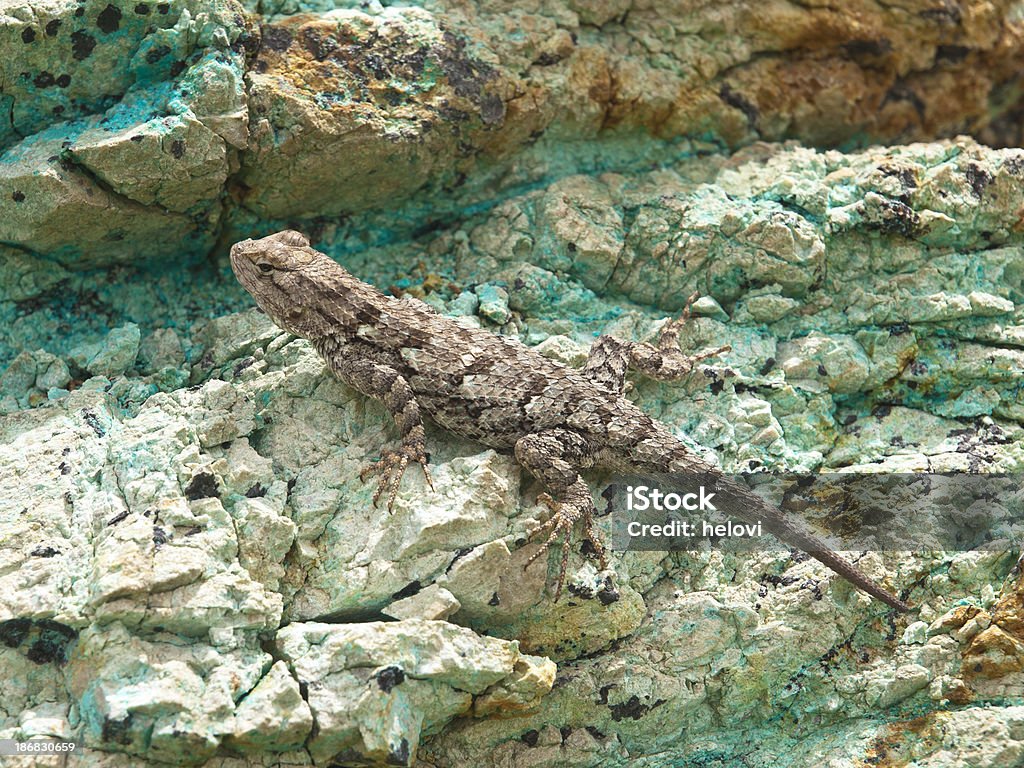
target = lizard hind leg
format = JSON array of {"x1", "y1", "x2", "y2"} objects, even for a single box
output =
[{"x1": 515, "y1": 430, "x2": 607, "y2": 601}]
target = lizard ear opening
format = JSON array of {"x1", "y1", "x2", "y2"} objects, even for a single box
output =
[{"x1": 276, "y1": 230, "x2": 310, "y2": 248}]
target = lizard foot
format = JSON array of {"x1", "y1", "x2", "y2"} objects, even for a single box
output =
[
  {"x1": 655, "y1": 291, "x2": 731, "y2": 376},
  {"x1": 525, "y1": 492, "x2": 608, "y2": 601},
  {"x1": 360, "y1": 441, "x2": 433, "y2": 512}
]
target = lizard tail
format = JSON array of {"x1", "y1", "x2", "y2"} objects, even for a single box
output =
[
  {"x1": 714, "y1": 476, "x2": 910, "y2": 612},
  {"x1": 658, "y1": 464, "x2": 911, "y2": 612}
]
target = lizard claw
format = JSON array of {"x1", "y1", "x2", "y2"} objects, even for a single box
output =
[
  {"x1": 360, "y1": 441, "x2": 432, "y2": 512},
  {"x1": 524, "y1": 492, "x2": 607, "y2": 602}
]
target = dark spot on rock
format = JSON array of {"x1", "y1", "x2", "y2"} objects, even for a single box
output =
[
  {"x1": 152, "y1": 526, "x2": 168, "y2": 547},
  {"x1": 533, "y1": 51, "x2": 565, "y2": 66},
  {"x1": 31, "y1": 545, "x2": 60, "y2": 557},
  {"x1": 21, "y1": 27, "x2": 36, "y2": 43},
  {"x1": 245, "y1": 484, "x2": 266, "y2": 498},
  {"x1": 34, "y1": 72, "x2": 55, "y2": 88},
  {"x1": 135, "y1": 2, "x2": 150, "y2": 13},
  {"x1": 107, "y1": 510, "x2": 129, "y2": 526},
  {"x1": 391, "y1": 580, "x2": 421, "y2": 600},
  {"x1": 817, "y1": 364, "x2": 828, "y2": 377},
  {"x1": 74, "y1": 6, "x2": 84, "y2": 16},
  {"x1": 157, "y1": 2, "x2": 169, "y2": 13},
  {"x1": 130, "y1": 134, "x2": 144, "y2": 142},
  {"x1": 871, "y1": 197, "x2": 922, "y2": 238},
  {"x1": 45, "y1": 19, "x2": 62, "y2": 36},
  {"x1": 759, "y1": 357, "x2": 776, "y2": 375},
  {"x1": 436, "y1": 31, "x2": 494, "y2": 97},
  {"x1": 709, "y1": 379, "x2": 725, "y2": 395},
  {"x1": 388, "y1": 738, "x2": 410, "y2": 766},
  {"x1": 878, "y1": 164, "x2": 917, "y2": 201},
  {"x1": 842, "y1": 413, "x2": 858, "y2": 426},
  {"x1": 935, "y1": 44, "x2": 970, "y2": 62},
  {"x1": 82, "y1": 409, "x2": 105, "y2": 437},
  {"x1": 170, "y1": 139, "x2": 185, "y2": 158},
  {"x1": 145, "y1": 44, "x2": 170, "y2": 64},
  {"x1": 169, "y1": 59, "x2": 186, "y2": 77},
  {"x1": 488, "y1": 592, "x2": 500, "y2": 606},
  {"x1": 286, "y1": 477, "x2": 297, "y2": 492},
  {"x1": 719, "y1": 83, "x2": 759, "y2": 125},
  {"x1": 872, "y1": 403, "x2": 892, "y2": 419},
  {"x1": 0, "y1": 619, "x2": 31, "y2": 648},
  {"x1": 71, "y1": 31, "x2": 96, "y2": 60},
  {"x1": 888, "y1": 320, "x2": 910, "y2": 336},
  {"x1": 841, "y1": 38, "x2": 891, "y2": 59},
  {"x1": 1003, "y1": 155, "x2": 1024, "y2": 176},
  {"x1": 520, "y1": 729, "x2": 539, "y2": 746},
  {"x1": 609, "y1": 695, "x2": 652, "y2": 721},
  {"x1": 26, "y1": 620, "x2": 77, "y2": 665},
  {"x1": 56, "y1": 74, "x2": 71, "y2": 88},
  {"x1": 184, "y1": 472, "x2": 218, "y2": 500},
  {"x1": 300, "y1": 27, "x2": 337, "y2": 60},
  {"x1": 375, "y1": 665, "x2": 405, "y2": 693},
  {"x1": 965, "y1": 163, "x2": 992, "y2": 199},
  {"x1": 183, "y1": 525, "x2": 201, "y2": 536},
  {"x1": 232, "y1": 358, "x2": 255, "y2": 378},
  {"x1": 102, "y1": 714, "x2": 133, "y2": 745},
  {"x1": 12, "y1": 191, "x2": 25, "y2": 202},
  {"x1": 96, "y1": 4, "x2": 122, "y2": 33},
  {"x1": 566, "y1": 242, "x2": 577, "y2": 253},
  {"x1": 597, "y1": 577, "x2": 620, "y2": 605}
]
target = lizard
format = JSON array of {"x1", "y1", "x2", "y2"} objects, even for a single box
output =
[{"x1": 230, "y1": 230, "x2": 910, "y2": 612}]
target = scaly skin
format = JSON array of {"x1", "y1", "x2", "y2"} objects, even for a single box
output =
[{"x1": 230, "y1": 230, "x2": 909, "y2": 611}]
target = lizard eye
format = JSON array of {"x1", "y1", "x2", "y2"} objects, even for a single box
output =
[{"x1": 256, "y1": 262, "x2": 274, "y2": 274}]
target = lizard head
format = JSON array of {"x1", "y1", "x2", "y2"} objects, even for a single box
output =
[{"x1": 230, "y1": 230, "x2": 329, "y2": 338}]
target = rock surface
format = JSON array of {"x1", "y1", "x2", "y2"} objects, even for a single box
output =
[
  {"x1": 2, "y1": 136, "x2": 1024, "y2": 765},
  {"x1": 1, "y1": 0, "x2": 1023, "y2": 274},
  {"x1": 3, "y1": 0, "x2": 1024, "y2": 765}
]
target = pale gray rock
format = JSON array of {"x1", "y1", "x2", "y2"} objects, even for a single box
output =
[
  {"x1": 384, "y1": 585, "x2": 462, "y2": 622},
  {"x1": 69, "y1": 323, "x2": 141, "y2": 378},
  {"x1": 273, "y1": 620, "x2": 554, "y2": 765},
  {"x1": 227, "y1": 661, "x2": 313, "y2": 754}
]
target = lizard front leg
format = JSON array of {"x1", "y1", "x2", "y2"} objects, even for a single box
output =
[
  {"x1": 583, "y1": 292, "x2": 730, "y2": 394},
  {"x1": 514, "y1": 429, "x2": 607, "y2": 600},
  {"x1": 322, "y1": 353, "x2": 433, "y2": 511}
]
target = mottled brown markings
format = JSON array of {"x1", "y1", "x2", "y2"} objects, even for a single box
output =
[{"x1": 230, "y1": 231, "x2": 910, "y2": 611}]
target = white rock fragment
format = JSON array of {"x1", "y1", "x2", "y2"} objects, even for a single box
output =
[
  {"x1": 384, "y1": 584, "x2": 461, "y2": 621},
  {"x1": 228, "y1": 661, "x2": 313, "y2": 753}
]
